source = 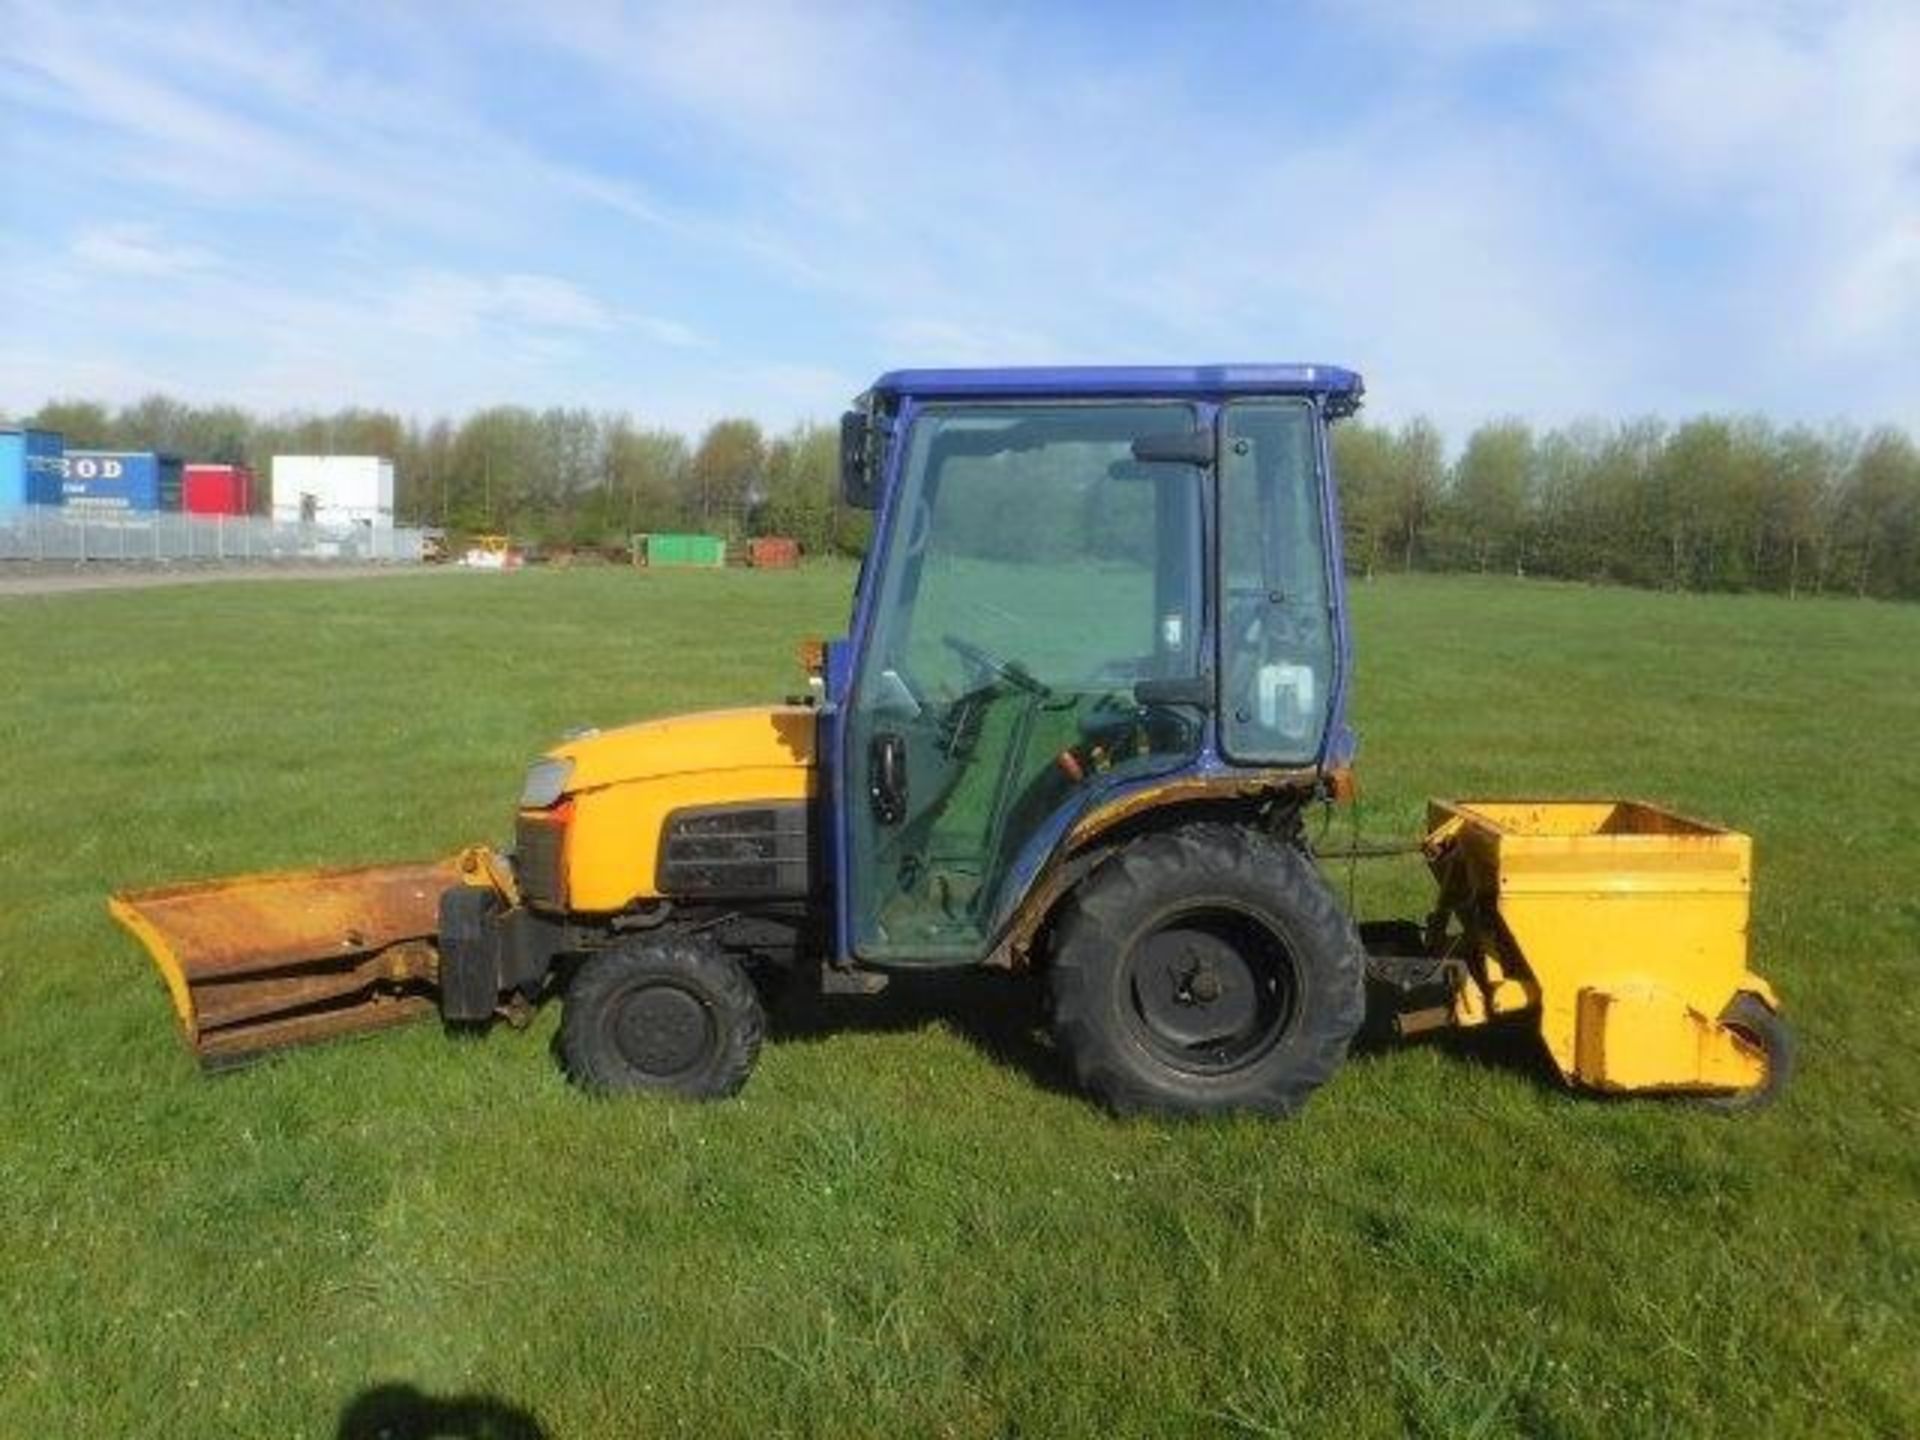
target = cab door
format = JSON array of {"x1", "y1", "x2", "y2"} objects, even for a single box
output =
[{"x1": 841, "y1": 402, "x2": 1206, "y2": 964}]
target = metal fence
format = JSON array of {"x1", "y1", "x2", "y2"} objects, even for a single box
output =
[{"x1": 0, "y1": 506, "x2": 428, "y2": 564}]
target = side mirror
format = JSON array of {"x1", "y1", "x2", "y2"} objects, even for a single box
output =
[
  {"x1": 841, "y1": 410, "x2": 877, "y2": 509},
  {"x1": 1131, "y1": 428, "x2": 1215, "y2": 466}
]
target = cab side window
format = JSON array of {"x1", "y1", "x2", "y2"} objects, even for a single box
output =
[{"x1": 1219, "y1": 401, "x2": 1334, "y2": 763}]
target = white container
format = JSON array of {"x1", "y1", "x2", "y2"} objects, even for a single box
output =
[{"x1": 271, "y1": 455, "x2": 395, "y2": 529}]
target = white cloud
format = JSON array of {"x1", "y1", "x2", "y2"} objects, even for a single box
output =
[
  {"x1": 1830, "y1": 223, "x2": 1920, "y2": 346},
  {"x1": 2, "y1": 245, "x2": 756, "y2": 432},
  {"x1": 629, "y1": 315, "x2": 708, "y2": 350},
  {"x1": 3, "y1": 0, "x2": 684, "y2": 243},
  {"x1": 881, "y1": 317, "x2": 1063, "y2": 367},
  {"x1": 745, "y1": 363, "x2": 869, "y2": 421},
  {"x1": 389, "y1": 272, "x2": 614, "y2": 338},
  {"x1": 507, "y1": 2, "x2": 1650, "y2": 430},
  {"x1": 549, "y1": 0, "x2": 1918, "y2": 428},
  {"x1": 1336, "y1": 0, "x2": 1554, "y2": 54},
  {"x1": 71, "y1": 223, "x2": 219, "y2": 277},
  {"x1": 382, "y1": 271, "x2": 711, "y2": 354},
  {"x1": 1565, "y1": 1, "x2": 1920, "y2": 402}
]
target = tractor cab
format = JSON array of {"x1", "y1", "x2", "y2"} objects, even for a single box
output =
[{"x1": 831, "y1": 366, "x2": 1362, "y2": 966}]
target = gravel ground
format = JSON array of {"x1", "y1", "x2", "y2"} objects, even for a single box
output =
[{"x1": 0, "y1": 561, "x2": 455, "y2": 598}]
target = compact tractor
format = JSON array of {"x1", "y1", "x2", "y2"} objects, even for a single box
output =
[{"x1": 112, "y1": 366, "x2": 1791, "y2": 1114}]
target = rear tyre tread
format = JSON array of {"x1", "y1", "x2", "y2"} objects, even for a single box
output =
[{"x1": 1048, "y1": 822, "x2": 1365, "y2": 1118}]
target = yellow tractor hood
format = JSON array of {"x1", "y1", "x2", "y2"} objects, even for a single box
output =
[{"x1": 548, "y1": 705, "x2": 816, "y2": 794}]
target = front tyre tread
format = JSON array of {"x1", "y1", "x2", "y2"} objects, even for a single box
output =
[{"x1": 561, "y1": 935, "x2": 764, "y2": 1100}]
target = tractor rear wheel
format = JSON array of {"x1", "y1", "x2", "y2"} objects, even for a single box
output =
[
  {"x1": 561, "y1": 935, "x2": 764, "y2": 1099},
  {"x1": 1048, "y1": 823, "x2": 1365, "y2": 1117}
]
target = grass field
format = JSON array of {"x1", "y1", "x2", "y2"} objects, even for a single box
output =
[{"x1": 2, "y1": 565, "x2": 1916, "y2": 1438}]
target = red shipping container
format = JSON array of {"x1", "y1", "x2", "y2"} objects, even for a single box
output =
[
  {"x1": 749, "y1": 536, "x2": 800, "y2": 568},
  {"x1": 182, "y1": 463, "x2": 255, "y2": 516}
]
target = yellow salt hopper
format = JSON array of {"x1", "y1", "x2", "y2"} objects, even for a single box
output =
[{"x1": 1382, "y1": 799, "x2": 1788, "y2": 1104}]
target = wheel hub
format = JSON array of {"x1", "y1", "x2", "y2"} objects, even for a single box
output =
[
  {"x1": 1122, "y1": 908, "x2": 1299, "y2": 1074},
  {"x1": 613, "y1": 983, "x2": 715, "y2": 1078},
  {"x1": 1134, "y1": 927, "x2": 1260, "y2": 1048}
]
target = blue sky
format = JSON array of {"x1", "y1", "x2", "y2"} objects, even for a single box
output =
[{"x1": 2, "y1": 1, "x2": 1915, "y2": 436}]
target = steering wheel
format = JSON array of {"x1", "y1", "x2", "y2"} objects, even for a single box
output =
[{"x1": 943, "y1": 633, "x2": 1049, "y2": 696}]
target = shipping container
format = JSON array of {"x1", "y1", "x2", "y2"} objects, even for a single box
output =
[
  {"x1": 0, "y1": 426, "x2": 66, "y2": 508},
  {"x1": 60, "y1": 450, "x2": 183, "y2": 512},
  {"x1": 183, "y1": 463, "x2": 256, "y2": 516},
  {"x1": 645, "y1": 533, "x2": 727, "y2": 567},
  {"x1": 271, "y1": 455, "x2": 395, "y2": 528},
  {"x1": 748, "y1": 536, "x2": 800, "y2": 568}
]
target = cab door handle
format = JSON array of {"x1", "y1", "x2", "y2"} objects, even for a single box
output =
[{"x1": 869, "y1": 733, "x2": 907, "y2": 825}]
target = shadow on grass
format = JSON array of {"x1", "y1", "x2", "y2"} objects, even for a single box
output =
[
  {"x1": 765, "y1": 967, "x2": 1572, "y2": 1105},
  {"x1": 337, "y1": 1383, "x2": 546, "y2": 1440},
  {"x1": 766, "y1": 966, "x2": 1075, "y2": 1097},
  {"x1": 537, "y1": 954, "x2": 1566, "y2": 1108},
  {"x1": 1353, "y1": 978, "x2": 1567, "y2": 1091}
]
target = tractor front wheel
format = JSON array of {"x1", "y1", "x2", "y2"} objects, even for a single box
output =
[
  {"x1": 561, "y1": 935, "x2": 764, "y2": 1099},
  {"x1": 1048, "y1": 824, "x2": 1365, "y2": 1117}
]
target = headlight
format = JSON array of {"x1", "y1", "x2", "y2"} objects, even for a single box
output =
[{"x1": 519, "y1": 757, "x2": 574, "y2": 809}]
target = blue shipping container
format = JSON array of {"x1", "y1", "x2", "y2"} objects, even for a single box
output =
[
  {"x1": 60, "y1": 450, "x2": 183, "y2": 512},
  {"x1": 0, "y1": 426, "x2": 66, "y2": 508}
]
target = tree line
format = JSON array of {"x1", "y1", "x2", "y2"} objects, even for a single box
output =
[
  {"x1": 1334, "y1": 415, "x2": 1920, "y2": 600},
  {"x1": 14, "y1": 394, "x2": 1920, "y2": 598}
]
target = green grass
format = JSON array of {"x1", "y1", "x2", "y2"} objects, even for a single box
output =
[{"x1": 2, "y1": 566, "x2": 1916, "y2": 1437}]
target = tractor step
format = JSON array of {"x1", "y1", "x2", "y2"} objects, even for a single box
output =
[{"x1": 819, "y1": 962, "x2": 890, "y2": 996}]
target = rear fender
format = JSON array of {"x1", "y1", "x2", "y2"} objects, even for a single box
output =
[{"x1": 988, "y1": 768, "x2": 1321, "y2": 966}]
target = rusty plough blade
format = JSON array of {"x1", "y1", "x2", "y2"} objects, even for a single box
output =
[{"x1": 108, "y1": 858, "x2": 461, "y2": 1064}]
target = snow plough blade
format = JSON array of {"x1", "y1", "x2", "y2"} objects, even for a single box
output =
[{"x1": 108, "y1": 858, "x2": 463, "y2": 1065}]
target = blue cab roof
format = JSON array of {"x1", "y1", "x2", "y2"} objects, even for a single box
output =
[{"x1": 868, "y1": 363, "x2": 1364, "y2": 409}]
